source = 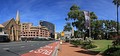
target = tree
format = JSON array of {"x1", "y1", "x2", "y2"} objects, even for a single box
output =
[
  {"x1": 66, "y1": 4, "x2": 97, "y2": 39},
  {"x1": 57, "y1": 33, "x2": 61, "y2": 39},
  {"x1": 90, "y1": 20, "x2": 118, "y2": 39},
  {"x1": 91, "y1": 20, "x2": 104, "y2": 39},
  {"x1": 113, "y1": 0, "x2": 120, "y2": 34},
  {"x1": 66, "y1": 4, "x2": 81, "y2": 21},
  {"x1": 66, "y1": 4, "x2": 97, "y2": 29},
  {"x1": 63, "y1": 22, "x2": 72, "y2": 31}
]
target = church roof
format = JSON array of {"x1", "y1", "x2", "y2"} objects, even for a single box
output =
[
  {"x1": 0, "y1": 24, "x2": 4, "y2": 28},
  {"x1": 2, "y1": 20, "x2": 10, "y2": 27},
  {"x1": 2, "y1": 18, "x2": 15, "y2": 27}
]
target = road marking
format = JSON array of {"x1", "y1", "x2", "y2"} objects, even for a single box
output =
[
  {"x1": 3, "y1": 48, "x2": 10, "y2": 50},
  {"x1": 21, "y1": 46, "x2": 25, "y2": 48},
  {"x1": 21, "y1": 41, "x2": 59, "y2": 56},
  {"x1": 29, "y1": 50, "x2": 33, "y2": 52},
  {"x1": 40, "y1": 47, "x2": 43, "y2": 48},
  {"x1": 31, "y1": 45, "x2": 33, "y2": 46},
  {"x1": 34, "y1": 49, "x2": 53, "y2": 55}
]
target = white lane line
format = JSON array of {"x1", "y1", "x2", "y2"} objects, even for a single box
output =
[
  {"x1": 3, "y1": 48, "x2": 10, "y2": 50},
  {"x1": 21, "y1": 46, "x2": 25, "y2": 48},
  {"x1": 31, "y1": 45, "x2": 33, "y2": 46}
]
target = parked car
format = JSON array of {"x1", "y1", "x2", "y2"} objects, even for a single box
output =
[{"x1": 0, "y1": 36, "x2": 10, "y2": 42}]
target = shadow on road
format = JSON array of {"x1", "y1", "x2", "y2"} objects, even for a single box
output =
[{"x1": 69, "y1": 45, "x2": 79, "y2": 47}]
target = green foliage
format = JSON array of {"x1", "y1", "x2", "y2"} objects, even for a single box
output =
[
  {"x1": 66, "y1": 4, "x2": 97, "y2": 32},
  {"x1": 91, "y1": 20, "x2": 117, "y2": 39},
  {"x1": 112, "y1": 38, "x2": 120, "y2": 46},
  {"x1": 91, "y1": 20, "x2": 104, "y2": 39},
  {"x1": 90, "y1": 12, "x2": 98, "y2": 20},
  {"x1": 103, "y1": 47, "x2": 120, "y2": 56},
  {"x1": 111, "y1": 49, "x2": 120, "y2": 56},
  {"x1": 68, "y1": 10, "x2": 81, "y2": 20},
  {"x1": 81, "y1": 40, "x2": 97, "y2": 49},
  {"x1": 102, "y1": 36, "x2": 120, "y2": 56},
  {"x1": 67, "y1": 4, "x2": 81, "y2": 20},
  {"x1": 57, "y1": 33, "x2": 61, "y2": 39},
  {"x1": 66, "y1": 4, "x2": 118, "y2": 40},
  {"x1": 82, "y1": 43, "x2": 97, "y2": 49},
  {"x1": 70, "y1": 40, "x2": 83, "y2": 46},
  {"x1": 91, "y1": 40, "x2": 113, "y2": 52},
  {"x1": 63, "y1": 22, "x2": 72, "y2": 31},
  {"x1": 113, "y1": 0, "x2": 120, "y2": 34},
  {"x1": 70, "y1": 39, "x2": 97, "y2": 49},
  {"x1": 113, "y1": 0, "x2": 120, "y2": 6},
  {"x1": 74, "y1": 31, "x2": 83, "y2": 38},
  {"x1": 70, "y1": 4, "x2": 80, "y2": 10}
]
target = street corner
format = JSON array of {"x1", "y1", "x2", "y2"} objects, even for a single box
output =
[{"x1": 21, "y1": 41, "x2": 59, "y2": 56}]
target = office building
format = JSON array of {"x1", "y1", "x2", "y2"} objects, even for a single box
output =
[{"x1": 40, "y1": 21, "x2": 55, "y2": 38}]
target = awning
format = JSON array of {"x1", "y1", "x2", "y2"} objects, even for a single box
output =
[{"x1": 0, "y1": 34, "x2": 8, "y2": 36}]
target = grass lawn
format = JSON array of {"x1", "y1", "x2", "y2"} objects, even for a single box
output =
[{"x1": 90, "y1": 40, "x2": 113, "y2": 53}]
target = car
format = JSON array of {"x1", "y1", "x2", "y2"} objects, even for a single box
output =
[{"x1": 0, "y1": 36, "x2": 10, "y2": 42}]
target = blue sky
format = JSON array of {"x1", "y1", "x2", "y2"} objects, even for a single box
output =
[{"x1": 0, "y1": 0, "x2": 119, "y2": 32}]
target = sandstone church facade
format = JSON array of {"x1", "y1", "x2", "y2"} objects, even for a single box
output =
[{"x1": 2, "y1": 11, "x2": 21, "y2": 41}]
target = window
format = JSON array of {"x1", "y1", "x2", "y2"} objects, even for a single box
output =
[
  {"x1": 37, "y1": 32, "x2": 38, "y2": 34},
  {"x1": 0, "y1": 28, "x2": 2, "y2": 32}
]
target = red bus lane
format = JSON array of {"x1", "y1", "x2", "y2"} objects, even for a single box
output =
[{"x1": 21, "y1": 42, "x2": 59, "y2": 56}]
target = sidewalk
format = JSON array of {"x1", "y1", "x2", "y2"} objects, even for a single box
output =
[{"x1": 58, "y1": 42, "x2": 102, "y2": 56}]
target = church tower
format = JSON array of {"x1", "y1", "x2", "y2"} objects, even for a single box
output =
[
  {"x1": 16, "y1": 10, "x2": 20, "y2": 24},
  {"x1": 15, "y1": 10, "x2": 21, "y2": 41}
]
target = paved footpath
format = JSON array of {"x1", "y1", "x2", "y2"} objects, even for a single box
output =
[{"x1": 58, "y1": 43, "x2": 102, "y2": 56}]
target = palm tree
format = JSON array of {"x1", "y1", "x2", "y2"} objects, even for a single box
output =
[{"x1": 113, "y1": 0, "x2": 120, "y2": 34}]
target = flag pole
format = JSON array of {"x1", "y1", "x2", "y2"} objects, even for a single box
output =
[{"x1": 89, "y1": 11, "x2": 91, "y2": 38}]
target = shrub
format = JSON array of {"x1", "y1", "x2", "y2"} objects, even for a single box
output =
[
  {"x1": 111, "y1": 49, "x2": 120, "y2": 56},
  {"x1": 70, "y1": 39, "x2": 97, "y2": 49},
  {"x1": 103, "y1": 47, "x2": 120, "y2": 56},
  {"x1": 82, "y1": 44, "x2": 97, "y2": 49},
  {"x1": 112, "y1": 38, "x2": 120, "y2": 46},
  {"x1": 81, "y1": 40, "x2": 97, "y2": 49},
  {"x1": 70, "y1": 40, "x2": 83, "y2": 47}
]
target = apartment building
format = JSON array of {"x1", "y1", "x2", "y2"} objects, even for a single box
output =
[{"x1": 20, "y1": 23, "x2": 50, "y2": 39}]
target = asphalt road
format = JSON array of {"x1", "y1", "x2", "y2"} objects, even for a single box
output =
[{"x1": 0, "y1": 41, "x2": 55, "y2": 56}]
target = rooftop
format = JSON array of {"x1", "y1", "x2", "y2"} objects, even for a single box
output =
[{"x1": 0, "y1": 24, "x2": 4, "y2": 28}]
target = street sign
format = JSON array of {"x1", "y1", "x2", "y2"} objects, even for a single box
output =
[{"x1": 61, "y1": 32, "x2": 64, "y2": 37}]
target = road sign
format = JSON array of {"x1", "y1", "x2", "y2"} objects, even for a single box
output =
[{"x1": 61, "y1": 32, "x2": 64, "y2": 37}]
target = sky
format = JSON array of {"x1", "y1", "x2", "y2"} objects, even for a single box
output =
[{"x1": 0, "y1": 0, "x2": 119, "y2": 32}]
